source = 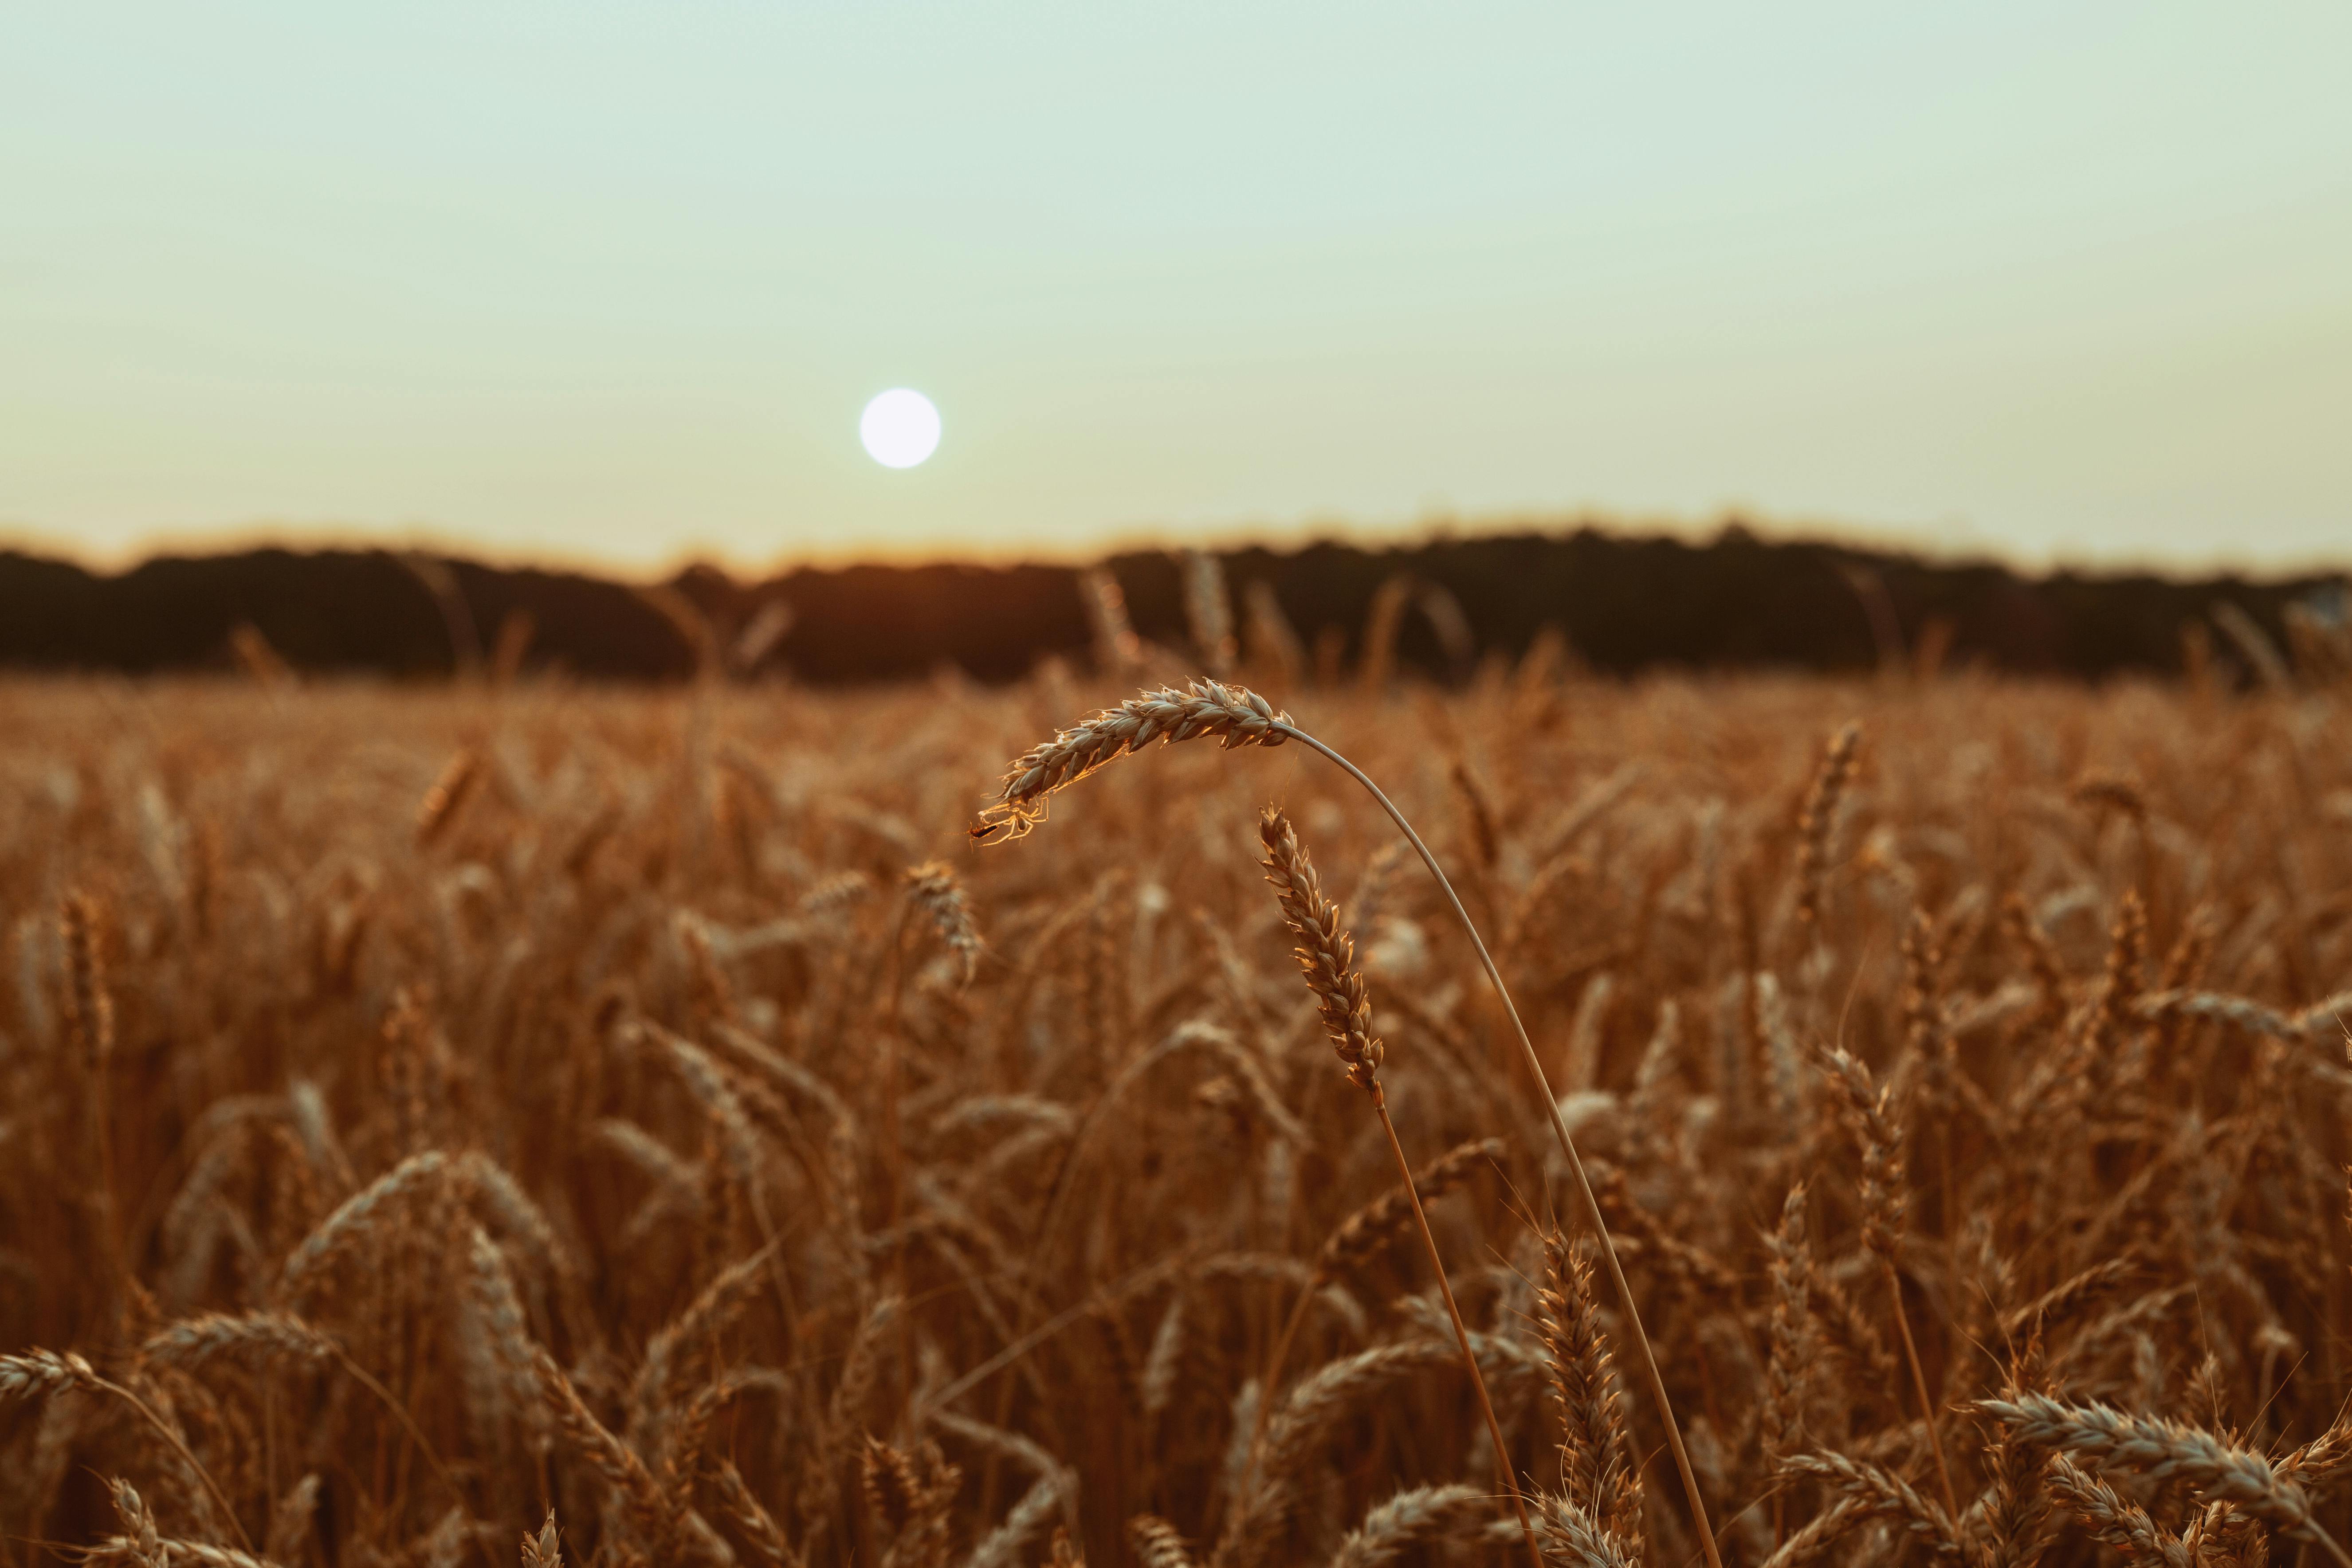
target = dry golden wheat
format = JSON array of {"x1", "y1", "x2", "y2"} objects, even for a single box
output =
[{"x1": 1, "y1": 665, "x2": 2348, "y2": 1568}]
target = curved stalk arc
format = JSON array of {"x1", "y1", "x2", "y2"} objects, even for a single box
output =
[{"x1": 1276, "y1": 720, "x2": 1724, "y2": 1568}]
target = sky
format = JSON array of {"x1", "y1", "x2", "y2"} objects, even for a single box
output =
[{"x1": 3, "y1": 2, "x2": 2347, "y2": 579}]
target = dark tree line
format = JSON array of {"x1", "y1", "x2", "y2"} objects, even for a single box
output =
[{"x1": 0, "y1": 525, "x2": 2336, "y2": 684}]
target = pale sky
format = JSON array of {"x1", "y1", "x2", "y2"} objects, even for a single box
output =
[{"x1": 3, "y1": 2, "x2": 2347, "y2": 577}]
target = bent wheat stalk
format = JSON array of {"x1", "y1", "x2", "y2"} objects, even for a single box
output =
[
  {"x1": 975, "y1": 679, "x2": 1724, "y2": 1568},
  {"x1": 1, "y1": 1350, "x2": 255, "y2": 1556}
]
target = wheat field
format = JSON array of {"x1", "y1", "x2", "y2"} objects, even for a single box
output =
[{"x1": 4, "y1": 658, "x2": 2350, "y2": 1568}]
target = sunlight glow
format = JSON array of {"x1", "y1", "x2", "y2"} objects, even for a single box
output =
[{"x1": 860, "y1": 389, "x2": 942, "y2": 470}]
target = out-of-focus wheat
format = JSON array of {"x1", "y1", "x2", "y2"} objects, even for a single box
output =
[{"x1": 0, "y1": 667, "x2": 2348, "y2": 1568}]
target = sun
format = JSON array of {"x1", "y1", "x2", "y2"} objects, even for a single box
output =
[{"x1": 859, "y1": 388, "x2": 942, "y2": 469}]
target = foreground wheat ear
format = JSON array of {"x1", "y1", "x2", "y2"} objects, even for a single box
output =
[
  {"x1": 970, "y1": 679, "x2": 1294, "y2": 844},
  {"x1": 974, "y1": 676, "x2": 1724, "y2": 1568}
]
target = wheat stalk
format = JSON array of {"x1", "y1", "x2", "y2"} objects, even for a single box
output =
[
  {"x1": 978, "y1": 680, "x2": 1724, "y2": 1568},
  {"x1": 1253, "y1": 805, "x2": 1542, "y2": 1568},
  {"x1": 3, "y1": 1350, "x2": 255, "y2": 1555}
]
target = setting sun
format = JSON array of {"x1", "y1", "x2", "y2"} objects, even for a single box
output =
[{"x1": 859, "y1": 388, "x2": 942, "y2": 470}]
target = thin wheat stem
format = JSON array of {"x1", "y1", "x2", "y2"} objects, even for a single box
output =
[
  {"x1": 89, "y1": 1376, "x2": 255, "y2": 1557},
  {"x1": 1274, "y1": 722, "x2": 1725, "y2": 1568},
  {"x1": 1255, "y1": 1286, "x2": 1315, "y2": 1453},
  {"x1": 1882, "y1": 1257, "x2": 1959, "y2": 1521},
  {"x1": 1249, "y1": 805, "x2": 1540, "y2": 1568},
  {"x1": 319, "y1": 1349, "x2": 486, "y2": 1560},
  {"x1": 1370, "y1": 1085, "x2": 1543, "y2": 1568}
]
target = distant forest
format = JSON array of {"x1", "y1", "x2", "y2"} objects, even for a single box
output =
[{"x1": 0, "y1": 527, "x2": 2342, "y2": 686}]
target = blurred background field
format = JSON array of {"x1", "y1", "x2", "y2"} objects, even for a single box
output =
[{"x1": 5, "y1": 650, "x2": 2352, "y2": 1565}]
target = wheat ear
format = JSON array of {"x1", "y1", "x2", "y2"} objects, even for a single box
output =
[
  {"x1": 2043, "y1": 1453, "x2": 2191, "y2": 1568},
  {"x1": 1979, "y1": 1392, "x2": 2352, "y2": 1565},
  {"x1": 1328, "y1": 1485, "x2": 1495, "y2": 1568},
  {"x1": 61, "y1": 891, "x2": 124, "y2": 1279},
  {"x1": 519, "y1": 1510, "x2": 563, "y2": 1568},
  {"x1": 1130, "y1": 1515, "x2": 1198, "y2": 1568},
  {"x1": 1539, "y1": 1234, "x2": 1642, "y2": 1539},
  {"x1": 1259, "y1": 1136, "x2": 1501, "y2": 1436},
  {"x1": 971, "y1": 680, "x2": 1293, "y2": 842},
  {"x1": 978, "y1": 680, "x2": 1723, "y2": 1568},
  {"x1": 2, "y1": 1350, "x2": 255, "y2": 1555},
  {"x1": 1255, "y1": 807, "x2": 1542, "y2": 1568},
  {"x1": 1822, "y1": 1042, "x2": 1958, "y2": 1520},
  {"x1": 904, "y1": 860, "x2": 985, "y2": 984},
  {"x1": 108, "y1": 1478, "x2": 168, "y2": 1568},
  {"x1": 1793, "y1": 722, "x2": 1860, "y2": 933}
]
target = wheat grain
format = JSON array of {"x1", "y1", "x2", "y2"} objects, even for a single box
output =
[
  {"x1": 1080, "y1": 567, "x2": 1144, "y2": 673},
  {"x1": 1980, "y1": 1392, "x2": 2337, "y2": 1556},
  {"x1": 416, "y1": 748, "x2": 483, "y2": 846},
  {"x1": 1315, "y1": 1137, "x2": 1504, "y2": 1279},
  {"x1": 1325, "y1": 1485, "x2": 1492, "y2": 1568},
  {"x1": 9, "y1": 668, "x2": 2352, "y2": 1568},
  {"x1": 1517, "y1": 1493, "x2": 1639, "y2": 1568},
  {"x1": 141, "y1": 1312, "x2": 337, "y2": 1370},
  {"x1": 531, "y1": 1347, "x2": 673, "y2": 1549},
  {"x1": 279, "y1": 1149, "x2": 452, "y2": 1301},
  {"x1": 904, "y1": 862, "x2": 984, "y2": 984},
  {"x1": 518, "y1": 1509, "x2": 563, "y2": 1568},
  {"x1": 108, "y1": 1478, "x2": 167, "y2": 1568},
  {"x1": 709, "y1": 1461, "x2": 795, "y2": 1566},
  {"x1": 1793, "y1": 723, "x2": 1861, "y2": 933},
  {"x1": 627, "y1": 1238, "x2": 783, "y2": 1453},
  {"x1": 1539, "y1": 1234, "x2": 1642, "y2": 1537},
  {"x1": 971, "y1": 681, "x2": 1292, "y2": 842},
  {"x1": 265, "y1": 1474, "x2": 322, "y2": 1566},
  {"x1": 1257, "y1": 807, "x2": 1382, "y2": 1094},
  {"x1": 1181, "y1": 550, "x2": 1237, "y2": 677},
  {"x1": 0, "y1": 1348, "x2": 101, "y2": 1402},
  {"x1": 1776, "y1": 1450, "x2": 1959, "y2": 1558},
  {"x1": 2043, "y1": 1452, "x2": 2192, "y2": 1568},
  {"x1": 1225, "y1": 1338, "x2": 1465, "y2": 1560},
  {"x1": 1129, "y1": 1515, "x2": 1197, "y2": 1568}
]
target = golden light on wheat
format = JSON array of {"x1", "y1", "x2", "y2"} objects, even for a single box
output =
[{"x1": 3, "y1": 615, "x2": 2351, "y2": 1568}]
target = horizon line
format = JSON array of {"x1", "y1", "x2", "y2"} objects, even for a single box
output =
[{"x1": 4, "y1": 508, "x2": 2348, "y2": 587}]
